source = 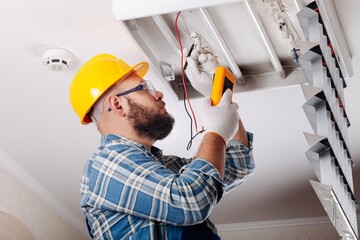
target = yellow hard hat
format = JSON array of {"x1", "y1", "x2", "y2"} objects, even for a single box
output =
[{"x1": 69, "y1": 53, "x2": 149, "y2": 124}]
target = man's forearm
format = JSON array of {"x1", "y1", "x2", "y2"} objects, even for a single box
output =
[
  {"x1": 196, "y1": 133, "x2": 226, "y2": 178},
  {"x1": 232, "y1": 119, "x2": 249, "y2": 147}
]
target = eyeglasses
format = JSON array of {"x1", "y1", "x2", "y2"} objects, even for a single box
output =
[
  {"x1": 115, "y1": 80, "x2": 156, "y2": 98},
  {"x1": 108, "y1": 80, "x2": 157, "y2": 111}
]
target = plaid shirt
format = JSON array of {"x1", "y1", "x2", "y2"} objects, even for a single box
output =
[{"x1": 81, "y1": 133, "x2": 255, "y2": 239}]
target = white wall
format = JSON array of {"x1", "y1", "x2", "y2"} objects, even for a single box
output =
[{"x1": 0, "y1": 163, "x2": 88, "y2": 240}]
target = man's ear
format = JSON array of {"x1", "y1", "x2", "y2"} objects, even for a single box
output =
[{"x1": 108, "y1": 96, "x2": 127, "y2": 117}]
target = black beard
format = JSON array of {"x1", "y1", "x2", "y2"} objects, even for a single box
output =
[{"x1": 126, "y1": 98, "x2": 175, "y2": 140}]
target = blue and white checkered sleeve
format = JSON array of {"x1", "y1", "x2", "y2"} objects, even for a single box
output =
[
  {"x1": 84, "y1": 147, "x2": 223, "y2": 226},
  {"x1": 223, "y1": 132, "x2": 255, "y2": 193}
]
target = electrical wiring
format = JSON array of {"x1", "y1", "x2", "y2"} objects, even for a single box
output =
[
  {"x1": 175, "y1": 11, "x2": 204, "y2": 150},
  {"x1": 262, "y1": 0, "x2": 302, "y2": 63}
]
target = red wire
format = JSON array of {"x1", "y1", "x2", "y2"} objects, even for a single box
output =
[{"x1": 175, "y1": 11, "x2": 200, "y2": 132}]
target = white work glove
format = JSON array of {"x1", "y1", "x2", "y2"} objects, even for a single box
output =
[
  {"x1": 202, "y1": 89, "x2": 239, "y2": 143},
  {"x1": 183, "y1": 47, "x2": 218, "y2": 97}
]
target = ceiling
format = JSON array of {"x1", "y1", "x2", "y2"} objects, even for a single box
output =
[{"x1": 0, "y1": 0, "x2": 359, "y2": 237}]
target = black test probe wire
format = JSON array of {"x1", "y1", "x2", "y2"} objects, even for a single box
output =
[{"x1": 175, "y1": 11, "x2": 205, "y2": 150}]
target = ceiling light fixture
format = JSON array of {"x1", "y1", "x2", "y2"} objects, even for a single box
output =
[{"x1": 42, "y1": 48, "x2": 74, "y2": 72}]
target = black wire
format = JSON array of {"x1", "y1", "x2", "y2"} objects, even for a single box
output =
[
  {"x1": 182, "y1": 43, "x2": 197, "y2": 150},
  {"x1": 181, "y1": 79, "x2": 194, "y2": 150},
  {"x1": 175, "y1": 11, "x2": 203, "y2": 150},
  {"x1": 183, "y1": 44, "x2": 194, "y2": 70},
  {"x1": 186, "y1": 129, "x2": 205, "y2": 151},
  {"x1": 182, "y1": 75, "x2": 205, "y2": 150}
]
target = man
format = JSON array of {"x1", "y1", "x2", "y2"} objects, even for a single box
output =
[{"x1": 69, "y1": 53, "x2": 255, "y2": 240}]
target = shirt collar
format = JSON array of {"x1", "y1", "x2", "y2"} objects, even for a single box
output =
[{"x1": 101, "y1": 134, "x2": 163, "y2": 158}]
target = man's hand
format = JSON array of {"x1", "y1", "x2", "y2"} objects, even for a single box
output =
[
  {"x1": 183, "y1": 45, "x2": 218, "y2": 97},
  {"x1": 202, "y1": 89, "x2": 239, "y2": 144}
]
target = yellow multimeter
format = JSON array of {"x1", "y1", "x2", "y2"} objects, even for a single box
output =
[{"x1": 210, "y1": 66, "x2": 236, "y2": 106}]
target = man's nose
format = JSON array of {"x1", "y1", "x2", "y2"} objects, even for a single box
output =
[{"x1": 154, "y1": 90, "x2": 163, "y2": 101}]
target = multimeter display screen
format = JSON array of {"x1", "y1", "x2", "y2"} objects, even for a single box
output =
[{"x1": 222, "y1": 76, "x2": 234, "y2": 94}]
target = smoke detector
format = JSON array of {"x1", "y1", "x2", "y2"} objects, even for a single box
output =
[{"x1": 42, "y1": 48, "x2": 74, "y2": 71}]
